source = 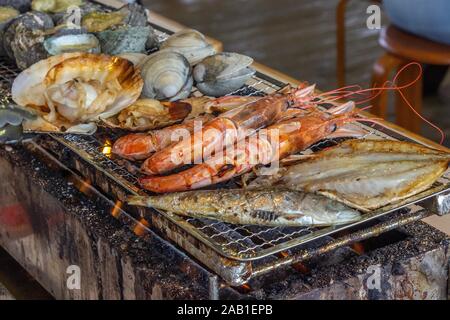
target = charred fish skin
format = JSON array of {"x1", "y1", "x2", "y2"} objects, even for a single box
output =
[{"x1": 127, "y1": 189, "x2": 361, "y2": 227}]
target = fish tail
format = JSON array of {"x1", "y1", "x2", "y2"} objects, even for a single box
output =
[{"x1": 127, "y1": 195, "x2": 151, "y2": 207}]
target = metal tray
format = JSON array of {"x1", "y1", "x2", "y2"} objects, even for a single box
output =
[{"x1": 1, "y1": 0, "x2": 449, "y2": 285}]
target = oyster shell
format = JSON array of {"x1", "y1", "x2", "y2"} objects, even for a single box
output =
[
  {"x1": 161, "y1": 29, "x2": 216, "y2": 65},
  {"x1": 12, "y1": 53, "x2": 143, "y2": 134},
  {"x1": 3, "y1": 11, "x2": 54, "y2": 69},
  {"x1": 193, "y1": 52, "x2": 255, "y2": 97},
  {"x1": 96, "y1": 25, "x2": 151, "y2": 55},
  {"x1": 140, "y1": 50, "x2": 193, "y2": 101},
  {"x1": 82, "y1": 10, "x2": 126, "y2": 33},
  {"x1": 44, "y1": 30, "x2": 100, "y2": 55},
  {"x1": 103, "y1": 99, "x2": 193, "y2": 131},
  {"x1": 53, "y1": 1, "x2": 100, "y2": 26},
  {"x1": 0, "y1": 6, "x2": 19, "y2": 56},
  {"x1": 0, "y1": 0, "x2": 30, "y2": 13},
  {"x1": 0, "y1": 6, "x2": 18, "y2": 25},
  {"x1": 82, "y1": 3, "x2": 148, "y2": 33},
  {"x1": 31, "y1": 0, "x2": 83, "y2": 13}
]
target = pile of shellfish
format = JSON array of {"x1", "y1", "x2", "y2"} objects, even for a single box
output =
[{"x1": 1, "y1": 0, "x2": 256, "y2": 133}]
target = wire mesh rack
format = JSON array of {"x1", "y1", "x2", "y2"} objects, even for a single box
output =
[{"x1": 1, "y1": 0, "x2": 449, "y2": 284}]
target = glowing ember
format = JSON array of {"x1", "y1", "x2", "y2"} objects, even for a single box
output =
[
  {"x1": 280, "y1": 251, "x2": 310, "y2": 274},
  {"x1": 351, "y1": 242, "x2": 365, "y2": 255},
  {"x1": 101, "y1": 140, "x2": 112, "y2": 157},
  {"x1": 133, "y1": 218, "x2": 150, "y2": 237},
  {"x1": 111, "y1": 200, "x2": 123, "y2": 218},
  {"x1": 78, "y1": 178, "x2": 92, "y2": 195}
]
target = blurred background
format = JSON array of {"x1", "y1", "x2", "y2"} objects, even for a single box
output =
[{"x1": 141, "y1": 0, "x2": 450, "y2": 146}]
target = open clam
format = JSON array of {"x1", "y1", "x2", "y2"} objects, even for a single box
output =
[
  {"x1": 193, "y1": 52, "x2": 255, "y2": 97},
  {"x1": 161, "y1": 29, "x2": 216, "y2": 65},
  {"x1": 140, "y1": 50, "x2": 193, "y2": 101},
  {"x1": 11, "y1": 53, "x2": 143, "y2": 134}
]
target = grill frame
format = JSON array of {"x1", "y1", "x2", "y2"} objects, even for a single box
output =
[{"x1": 1, "y1": 0, "x2": 449, "y2": 285}]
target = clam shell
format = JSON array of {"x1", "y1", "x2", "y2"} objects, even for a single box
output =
[
  {"x1": 0, "y1": 0, "x2": 31, "y2": 13},
  {"x1": 140, "y1": 50, "x2": 193, "y2": 101},
  {"x1": 161, "y1": 29, "x2": 216, "y2": 65},
  {"x1": 44, "y1": 32, "x2": 100, "y2": 55},
  {"x1": 96, "y1": 25, "x2": 151, "y2": 55},
  {"x1": 118, "y1": 52, "x2": 148, "y2": 67},
  {"x1": 12, "y1": 53, "x2": 143, "y2": 134},
  {"x1": 193, "y1": 52, "x2": 255, "y2": 97}
]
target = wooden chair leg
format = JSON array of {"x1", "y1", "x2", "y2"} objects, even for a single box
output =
[
  {"x1": 336, "y1": 0, "x2": 349, "y2": 88},
  {"x1": 370, "y1": 52, "x2": 403, "y2": 119},
  {"x1": 395, "y1": 62, "x2": 423, "y2": 133}
]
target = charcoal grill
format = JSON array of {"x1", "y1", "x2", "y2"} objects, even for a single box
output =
[{"x1": 0, "y1": 0, "x2": 449, "y2": 287}]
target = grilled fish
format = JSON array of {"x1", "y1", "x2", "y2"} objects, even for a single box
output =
[
  {"x1": 128, "y1": 189, "x2": 361, "y2": 227},
  {"x1": 250, "y1": 139, "x2": 450, "y2": 211}
]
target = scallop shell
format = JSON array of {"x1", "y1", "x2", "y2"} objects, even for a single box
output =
[
  {"x1": 12, "y1": 53, "x2": 143, "y2": 134},
  {"x1": 161, "y1": 29, "x2": 216, "y2": 65},
  {"x1": 96, "y1": 25, "x2": 151, "y2": 55},
  {"x1": 193, "y1": 52, "x2": 255, "y2": 97},
  {"x1": 140, "y1": 50, "x2": 193, "y2": 101}
]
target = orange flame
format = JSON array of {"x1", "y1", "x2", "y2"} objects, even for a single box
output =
[
  {"x1": 78, "y1": 178, "x2": 92, "y2": 195},
  {"x1": 133, "y1": 218, "x2": 150, "y2": 237},
  {"x1": 111, "y1": 200, "x2": 122, "y2": 219},
  {"x1": 280, "y1": 251, "x2": 310, "y2": 274},
  {"x1": 102, "y1": 139, "x2": 112, "y2": 157},
  {"x1": 351, "y1": 242, "x2": 365, "y2": 255}
]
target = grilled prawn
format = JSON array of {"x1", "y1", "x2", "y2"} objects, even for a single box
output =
[
  {"x1": 140, "y1": 85, "x2": 317, "y2": 175},
  {"x1": 113, "y1": 114, "x2": 214, "y2": 160},
  {"x1": 112, "y1": 95, "x2": 261, "y2": 160},
  {"x1": 139, "y1": 102, "x2": 361, "y2": 193}
]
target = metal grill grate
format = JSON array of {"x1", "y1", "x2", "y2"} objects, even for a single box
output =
[
  {"x1": 1, "y1": 2, "x2": 449, "y2": 272},
  {"x1": 2, "y1": 50, "x2": 449, "y2": 261}
]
